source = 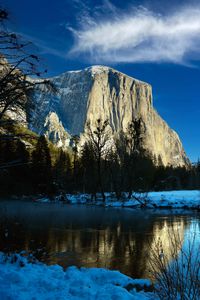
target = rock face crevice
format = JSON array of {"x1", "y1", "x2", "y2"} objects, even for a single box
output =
[{"x1": 29, "y1": 65, "x2": 189, "y2": 167}]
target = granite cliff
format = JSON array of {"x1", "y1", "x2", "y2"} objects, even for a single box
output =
[{"x1": 29, "y1": 65, "x2": 189, "y2": 167}]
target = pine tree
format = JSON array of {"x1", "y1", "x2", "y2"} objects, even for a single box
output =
[
  {"x1": 125, "y1": 118, "x2": 145, "y2": 197},
  {"x1": 81, "y1": 141, "x2": 97, "y2": 195},
  {"x1": 54, "y1": 149, "x2": 71, "y2": 190},
  {"x1": 31, "y1": 135, "x2": 52, "y2": 193}
]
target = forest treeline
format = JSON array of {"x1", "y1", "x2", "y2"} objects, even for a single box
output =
[{"x1": 0, "y1": 118, "x2": 200, "y2": 198}]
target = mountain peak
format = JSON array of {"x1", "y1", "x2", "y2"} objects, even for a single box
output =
[
  {"x1": 80, "y1": 65, "x2": 148, "y2": 85},
  {"x1": 86, "y1": 65, "x2": 111, "y2": 73}
]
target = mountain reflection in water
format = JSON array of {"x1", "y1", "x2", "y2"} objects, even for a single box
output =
[{"x1": 0, "y1": 200, "x2": 199, "y2": 279}]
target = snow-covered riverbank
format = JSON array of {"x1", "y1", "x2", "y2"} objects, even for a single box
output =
[
  {"x1": 36, "y1": 190, "x2": 200, "y2": 210},
  {"x1": 0, "y1": 252, "x2": 155, "y2": 300}
]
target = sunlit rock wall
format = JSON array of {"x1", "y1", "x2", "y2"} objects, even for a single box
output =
[{"x1": 29, "y1": 65, "x2": 189, "y2": 167}]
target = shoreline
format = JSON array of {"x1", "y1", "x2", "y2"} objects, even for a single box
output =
[{"x1": 2, "y1": 190, "x2": 200, "y2": 211}]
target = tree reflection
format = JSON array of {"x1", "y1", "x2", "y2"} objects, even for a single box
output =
[{"x1": 0, "y1": 202, "x2": 196, "y2": 279}]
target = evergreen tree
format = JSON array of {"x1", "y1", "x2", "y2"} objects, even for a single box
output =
[
  {"x1": 31, "y1": 135, "x2": 52, "y2": 193},
  {"x1": 81, "y1": 141, "x2": 97, "y2": 196},
  {"x1": 106, "y1": 148, "x2": 122, "y2": 199},
  {"x1": 54, "y1": 149, "x2": 71, "y2": 191},
  {"x1": 125, "y1": 118, "x2": 146, "y2": 197},
  {"x1": 71, "y1": 135, "x2": 80, "y2": 190}
]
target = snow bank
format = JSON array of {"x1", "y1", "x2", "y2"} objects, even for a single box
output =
[
  {"x1": 35, "y1": 190, "x2": 200, "y2": 209},
  {"x1": 0, "y1": 253, "x2": 154, "y2": 300},
  {"x1": 106, "y1": 190, "x2": 200, "y2": 209},
  {"x1": 145, "y1": 190, "x2": 200, "y2": 208}
]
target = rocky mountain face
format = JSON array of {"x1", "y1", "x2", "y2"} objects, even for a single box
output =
[{"x1": 29, "y1": 66, "x2": 189, "y2": 167}]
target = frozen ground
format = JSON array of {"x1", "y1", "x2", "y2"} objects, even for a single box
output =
[
  {"x1": 0, "y1": 252, "x2": 155, "y2": 300},
  {"x1": 36, "y1": 190, "x2": 200, "y2": 209}
]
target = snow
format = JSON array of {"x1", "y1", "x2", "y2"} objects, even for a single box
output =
[
  {"x1": 60, "y1": 87, "x2": 73, "y2": 94},
  {"x1": 145, "y1": 190, "x2": 200, "y2": 208},
  {"x1": 0, "y1": 253, "x2": 154, "y2": 300},
  {"x1": 84, "y1": 65, "x2": 146, "y2": 84},
  {"x1": 36, "y1": 190, "x2": 200, "y2": 209},
  {"x1": 89, "y1": 65, "x2": 110, "y2": 76}
]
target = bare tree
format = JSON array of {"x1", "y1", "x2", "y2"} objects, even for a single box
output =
[
  {"x1": 126, "y1": 117, "x2": 145, "y2": 154},
  {"x1": 0, "y1": 8, "x2": 53, "y2": 122},
  {"x1": 0, "y1": 8, "x2": 56, "y2": 173},
  {"x1": 149, "y1": 226, "x2": 200, "y2": 300},
  {"x1": 85, "y1": 118, "x2": 110, "y2": 201}
]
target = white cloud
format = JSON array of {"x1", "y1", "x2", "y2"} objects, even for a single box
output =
[{"x1": 69, "y1": 5, "x2": 200, "y2": 64}]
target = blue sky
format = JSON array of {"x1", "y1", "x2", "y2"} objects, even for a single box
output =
[{"x1": 4, "y1": 0, "x2": 200, "y2": 162}]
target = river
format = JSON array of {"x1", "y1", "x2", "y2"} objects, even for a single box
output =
[{"x1": 0, "y1": 200, "x2": 199, "y2": 279}]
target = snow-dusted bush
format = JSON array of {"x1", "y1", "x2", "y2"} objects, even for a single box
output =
[{"x1": 149, "y1": 226, "x2": 200, "y2": 300}]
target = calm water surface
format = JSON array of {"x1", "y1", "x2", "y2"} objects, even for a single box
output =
[{"x1": 0, "y1": 200, "x2": 199, "y2": 278}]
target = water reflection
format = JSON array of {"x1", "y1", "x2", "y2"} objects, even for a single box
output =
[{"x1": 0, "y1": 200, "x2": 199, "y2": 278}]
